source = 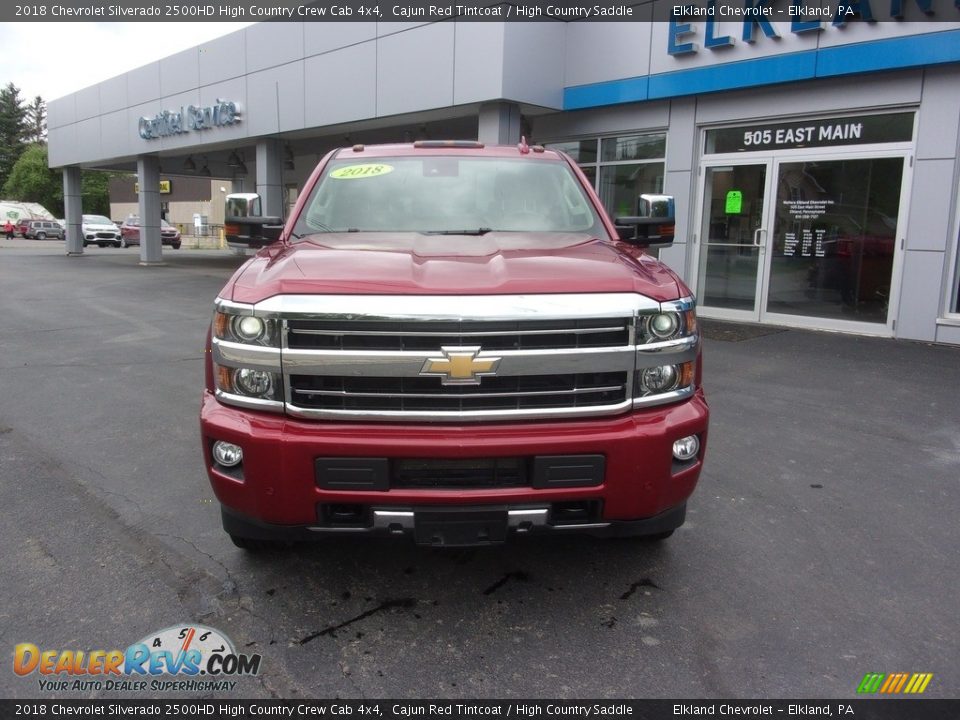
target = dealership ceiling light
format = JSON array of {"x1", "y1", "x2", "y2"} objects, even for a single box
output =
[{"x1": 182, "y1": 155, "x2": 196, "y2": 172}]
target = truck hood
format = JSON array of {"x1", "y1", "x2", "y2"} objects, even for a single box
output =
[{"x1": 228, "y1": 232, "x2": 682, "y2": 303}]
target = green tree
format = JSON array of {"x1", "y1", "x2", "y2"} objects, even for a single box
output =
[
  {"x1": 3, "y1": 143, "x2": 116, "y2": 218},
  {"x1": 0, "y1": 82, "x2": 28, "y2": 191},
  {"x1": 81, "y1": 169, "x2": 113, "y2": 216},
  {"x1": 25, "y1": 96, "x2": 46, "y2": 144},
  {"x1": 2, "y1": 143, "x2": 62, "y2": 215}
]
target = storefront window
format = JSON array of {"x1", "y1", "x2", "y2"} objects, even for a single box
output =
[
  {"x1": 547, "y1": 140, "x2": 597, "y2": 165},
  {"x1": 954, "y1": 226, "x2": 960, "y2": 314},
  {"x1": 601, "y1": 134, "x2": 666, "y2": 162},
  {"x1": 598, "y1": 163, "x2": 664, "y2": 218},
  {"x1": 546, "y1": 132, "x2": 666, "y2": 221}
]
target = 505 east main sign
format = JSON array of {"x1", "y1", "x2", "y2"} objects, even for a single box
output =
[{"x1": 138, "y1": 99, "x2": 242, "y2": 140}]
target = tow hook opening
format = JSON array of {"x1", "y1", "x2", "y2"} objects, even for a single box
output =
[{"x1": 549, "y1": 501, "x2": 602, "y2": 526}]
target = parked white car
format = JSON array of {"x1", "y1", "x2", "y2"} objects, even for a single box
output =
[{"x1": 81, "y1": 215, "x2": 121, "y2": 248}]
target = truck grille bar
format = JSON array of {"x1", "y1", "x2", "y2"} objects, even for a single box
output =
[
  {"x1": 287, "y1": 318, "x2": 629, "y2": 351},
  {"x1": 289, "y1": 372, "x2": 628, "y2": 412}
]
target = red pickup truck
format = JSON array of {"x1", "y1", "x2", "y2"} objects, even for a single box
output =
[{"x1": 201, "y1": 141, "x2": 708, "y2": 550}]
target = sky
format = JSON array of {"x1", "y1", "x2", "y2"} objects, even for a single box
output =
[{"x1": 0, "y1": 22, "x2": 254, "y2": 103}]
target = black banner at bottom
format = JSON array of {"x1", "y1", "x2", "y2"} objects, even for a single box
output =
[{"x1": 1, "y1": 700, "x2": 960, "y2": 720}]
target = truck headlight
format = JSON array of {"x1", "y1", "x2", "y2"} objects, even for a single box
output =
[
  {"x1": 648, "y1": 312, "x2": 679, "y2": 339},
  {"x1": 213, "y1": 310, "x2": 278, "y2": 347},
  {"x1": 234, "y1": 368, "x2": 273, "y2": 397},
  {"x1": 638, "y1": 307, "x2": 697, "y2": 343},
  {"x1": 234, "y1": 316, "x2": 265, "y2": 342},
  {"x1": 637, "y1": 362, "x2": 694, "y2": 397},
  {"x1": 640, "y1": 364, "x2": 679, "y2": 393},
  {"x1": 215, "y1": 365, "x2": 283, "y2": 402}
]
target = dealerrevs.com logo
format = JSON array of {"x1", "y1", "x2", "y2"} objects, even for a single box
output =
[{"x1": 13, "y1": 624, "x2": 261, "y2": 693}]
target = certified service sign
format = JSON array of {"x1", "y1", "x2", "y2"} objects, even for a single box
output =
[{"x1": 138, "y1": 99, "x2": 242, "y2": 140}]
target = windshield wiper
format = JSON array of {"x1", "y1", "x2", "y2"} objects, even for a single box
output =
[{"x1": 422, "y1": 228, "x2": 493, "y2": 236}]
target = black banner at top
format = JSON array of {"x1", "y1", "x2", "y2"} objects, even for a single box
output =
[
  {"x1": 5, "y1": 0, "x2": 960, "y2": 23},
  {"x1": 2, "y1": 700, "x2": 960, "y2": 720}
]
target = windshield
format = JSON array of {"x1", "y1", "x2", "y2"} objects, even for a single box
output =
[
  {"x1": 292, "y1": 156, "x2": 605, "y2": 239},
  {"x1": 83, "y1": 215, "x2": 112, "y2": 225}
]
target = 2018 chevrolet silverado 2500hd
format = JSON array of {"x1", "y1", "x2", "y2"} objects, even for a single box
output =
[{"x1": 201, "y1": 140, "x2": 708, "y2": 550}]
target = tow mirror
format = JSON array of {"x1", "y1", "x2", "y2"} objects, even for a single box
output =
[
  {"x1": 614, "y1": 194, "x2": 675, "y2": 247},
  {"x1": 224, "y1": 193, "x2": 283, "y2": 249}
]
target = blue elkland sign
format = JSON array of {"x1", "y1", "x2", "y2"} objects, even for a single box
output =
[
  {"x1": 668, "y1": 0, "x2": 958, "y2": 55},
  {"x1": 563, "y1": 3, "x2": 960, "y2": 111}
]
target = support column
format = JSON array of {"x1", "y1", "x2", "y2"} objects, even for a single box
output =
[
  {"x1": 63, "y1": 167, "x2": 83, "y2": 256},
  {"x1": 256, "y1": 139, "x2": 283, "y2": 219},
  {"x1": 137, "y1": 155, "x2": 164, "y2": 266},
  {"x1": 478, "y1": 102, "x2": 522, "y2": 145}
]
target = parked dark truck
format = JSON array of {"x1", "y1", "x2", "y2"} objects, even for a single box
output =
[{"x1": 201, "y1": 141, "x2": 708, "y2": 550}]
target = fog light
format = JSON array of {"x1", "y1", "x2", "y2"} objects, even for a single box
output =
[
  {"x1": 213, "y1": 440, "x2": 243, "y2": 467},
  {"x1": 234, "y1": 368, "x2": 272, "y2": 397},
  {"x1": 673, "y1": 435, "x2": 700, "y2": 462}
]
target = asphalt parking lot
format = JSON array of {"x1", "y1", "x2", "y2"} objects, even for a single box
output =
[{"x1": 1, "y1": 241, "x2": 958, "y2": 700}]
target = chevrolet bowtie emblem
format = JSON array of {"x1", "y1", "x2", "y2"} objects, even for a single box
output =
[{"x1": 420, "y1": 346, "x2": 501, "y2": 385}]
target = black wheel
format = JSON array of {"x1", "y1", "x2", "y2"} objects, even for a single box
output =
[
  {"x1": 173, "y1": 243, "x2": 181, "y2": 250},
  {"x1": 37, "y1": 232, "x2": 46, "y2": 240},
  {"x1": 121, "y1": 239, "x2": 129, "y2": 248},
  {"x1": 113, "y1": 240, "x2": 121, "y2": 248},
  {"x1": 230, "y1": 535, "x2": 291, "y2": 552},
  {"x1": 82, "y1": 240, "x2": 89, "y2": 248}
]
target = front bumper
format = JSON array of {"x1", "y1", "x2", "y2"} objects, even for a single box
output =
[
  {"x1": 200, "y1": 389, "x2": 708, "y2": 541},
  {"x1": 221, "y1": 502, "x2": 688, "y2": 546}
]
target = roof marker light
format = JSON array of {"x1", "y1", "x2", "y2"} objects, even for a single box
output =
[{"x1": 413, "y1": 140, "x2": 485, "y2": 149}]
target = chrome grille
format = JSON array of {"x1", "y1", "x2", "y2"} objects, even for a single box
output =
[
  {"x1": 289, "y1": 372, "x2": 628, "y2": 412},
  {"x1": 215, "y1": 292, "x2": 698, "y2": 422},
  {"x1": 286, "y1": 318, "x2": 629, "y2": 351}
]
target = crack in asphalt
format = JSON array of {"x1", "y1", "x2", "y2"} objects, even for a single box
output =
[
  {"x1": 620, "y1": 577, "x2": 661, "y2": 600},
  {"x1": 482, "y1": 571, "x2": 530, "y2": 596},
  {"x1": 298, "y1": 598, "x2": 417, "y2": 644}
]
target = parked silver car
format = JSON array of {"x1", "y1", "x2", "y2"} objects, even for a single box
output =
[
  {"x1": 24, "y1": 220, "x2": 65, "y2": 240},
  {"x1": 81, "y1": 215, "x2": 122, "y2": 248}
]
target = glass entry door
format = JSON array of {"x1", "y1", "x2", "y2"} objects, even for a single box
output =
[
  {"x1": 766, "y1": 156, "x2": 904, "y2": 326},
  {"x1": 696, "y1": 155, "x2": 906, "y2": 331},
  {"x1": 696, "y1": 163, "x2": 772, "y2": 320}
]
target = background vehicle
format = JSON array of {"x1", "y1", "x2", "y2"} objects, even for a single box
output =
[
  {"x1": 204, "y1": 141, "x2": 707, "y2": 551},
  {"x1": 120, "y1": 216, "x2": 182, "y2": 249},
  {"x1": 24, "y1": 220, "x2": 65, "y2": 240},
  {"x1": 81, "y1": 215, "x2": 122, "y2": 248}
]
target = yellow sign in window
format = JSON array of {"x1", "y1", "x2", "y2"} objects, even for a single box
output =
[{"x1": 133, "y1": 180, "x2": 172, "y2": 194}]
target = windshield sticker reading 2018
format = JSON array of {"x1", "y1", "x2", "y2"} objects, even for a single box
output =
[{"x1": 330, "y1": 165, "x2": 394, "y2": 180}]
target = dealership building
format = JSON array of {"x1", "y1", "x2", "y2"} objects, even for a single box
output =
[{"x1": 47, "y1": 8, "x2": 960, "y2": 345}]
